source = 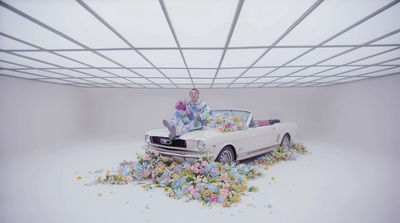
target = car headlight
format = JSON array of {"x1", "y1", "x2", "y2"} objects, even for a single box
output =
[
  {"x1": 145, "y1": 135, "x2": 151, "y2": 143},
  {"x1": 197, "y1": 140, "x2": 206, "y2": 151}
]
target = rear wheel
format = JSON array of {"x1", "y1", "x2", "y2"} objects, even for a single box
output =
[
  {"x1": 216, "y1": 146, "x2": 235, "y2": 165},
  {"x1": 280, "y1": 134, "x2": 291, "y2": 151}
]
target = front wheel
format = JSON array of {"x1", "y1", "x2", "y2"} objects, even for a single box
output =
[
  {"x1": 280, "y1": 134, "x2": 291, "y2": 151},
  {"x1": 215, "y1": 146, "x2": 235, "y2": 165}
]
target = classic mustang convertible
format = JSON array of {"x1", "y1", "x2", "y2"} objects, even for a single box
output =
[{"x1": 143, "y1": 109, "x2": 297, "y2": 164}]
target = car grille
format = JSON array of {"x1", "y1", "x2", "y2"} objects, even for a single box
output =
[{"x1": 150, "y1": 136, "x2": 187, "y2": 148}]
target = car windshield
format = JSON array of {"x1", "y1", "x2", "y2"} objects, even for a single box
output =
[{"x1": 210, "y1": 109, "x2": 251, "y2": 126}]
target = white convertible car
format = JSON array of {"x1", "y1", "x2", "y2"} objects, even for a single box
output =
[{"x1": 144, "y1": 109, "x2": 297, "y2": 164}]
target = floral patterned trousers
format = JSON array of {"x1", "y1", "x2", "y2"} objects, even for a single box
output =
[{"x1": 170, "y1": 110, "x2": 203, "y2": 136}]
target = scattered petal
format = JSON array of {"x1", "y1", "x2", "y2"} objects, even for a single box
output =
[
  {"x1": 97, "y1": 193, "x2": 102, "y2": 197},
  {"x1": 77, "y1": 176, "x2": 82, "y2": 180}
]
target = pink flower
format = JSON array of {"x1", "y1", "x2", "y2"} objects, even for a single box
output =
[
  {"x1": 194, "y1": 162, "x2": 200, "y2": 168},
  {"x1": 226, "y1": 123, "x2": 232, "y2": 129},
  {"x1": 202, "y1": 161, "x2": 208, "y2": 167},
  {"x1": 211, "y1": 195, "x2": 218, "y2": 203},
  {"x1": 220, "y1": 188, "x2": 230, "y2": 197},
  {"x1": 199, "y1": 168, "x2": 205, "y2": 174},
  {"x1": 192, "y1": 167, "x2": 199, "y2": 174},
  {"x1": 125, "y1": 176, "x2": 133, "y2": 183},
  {"x1": 142, "y1": 154, "x2": 150, "y2": 161},
  {"x1": 150, "y1": 149, "x2": 159, "y2": 156},
  {"x1": 184, "y1": 163, "x2": 191, "y2": 170},
  {"x1": 210, "y1": 167, "x2": 217, "y2": 174},
  {"x1": 217, "y1": 125, "x2": 225, "y2": 132},
  {"x1": 221, "y1": 172, "x2": 229, "y2": 182},
  {"x1": 142, "y1": 169, "x2": 151, "y2": 177}
]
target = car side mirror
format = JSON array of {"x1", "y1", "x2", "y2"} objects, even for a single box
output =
[{"x1": 254, "y1": 121, "x2": 259, "y2": 128}]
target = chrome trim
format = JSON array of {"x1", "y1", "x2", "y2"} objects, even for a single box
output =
[{"x1": 143, "y1": 145, "x2": 207, "y2": 159}]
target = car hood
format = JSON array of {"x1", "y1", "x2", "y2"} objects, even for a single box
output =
[{"x1": 145, "y1": 126, "x2": 220, "y2": 140}]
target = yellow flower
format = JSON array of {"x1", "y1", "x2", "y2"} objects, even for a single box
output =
[
  {"x1": 158, "y1": 180, "x2": 161, "y2": 184},
  {"x1": 182, "y1": 183, "x2": 187, "y2": 187},
  {"x1": 164, "y1": 187, "x2": 169, "y2": 191},
  {"x1": 142, "y1": 185, "x2": 146, "y2": 188},
  {"x1": 77, "y1": 176, "x2": 82, "y2": 179},
  {"x1": 272, "y1": 177, "x2": 275, "y2": 180},
  {"x1": 264, "y1": 167, "x2": 268, "y2": 170}
]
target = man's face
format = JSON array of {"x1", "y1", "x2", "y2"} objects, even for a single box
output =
[{"x1": 189, "y1": 90, "x2": 199, "y2": 103}]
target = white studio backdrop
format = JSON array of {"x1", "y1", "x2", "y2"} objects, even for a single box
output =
[
  {"x1": 1, "y1": 74, "x2": 399, "y2": 156},
  {"x1": 1, "y1": 74, "x2": 400, "y2": 223}
]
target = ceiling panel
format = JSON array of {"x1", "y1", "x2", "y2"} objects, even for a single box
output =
[
  {"x1": 316, "y1": 66, "x2": 363, "y2": 76},
  {"x1": 351, "y1": 48, "x2": 400, "y2": 65},
  {"x1": 1, "y1": 0, "x2": 399, "y2": 88},
  {"x1": 230, "y1": 0, "x2": 316, "y2": 46},
  {"x1": 320, "y1": 46, "x2": 396, "y2": 65},
  {"x1": 0, "y1": 35, "x2": 38, "y2": 50},
  {"x1": 289, "y1": 67, "x2": 334, "y2": 76},
  {"x1": 338, "y1": 66, "x2": 395, "y2": 77},
  {"x1": 14, "y1": 51, "x2": 88, "y2": 67},
  {"x1": 0, "y1": 52, "x2": 56, "y2": 68},
  {"x1": 164, "y1": 0, "x2": 237, "y2": 47},
  {"x1": 84, "y1": 0, "x2": 176, "y2": 47},
  {"x1": 221, "y1": 49, "x2": 266, "y2": 67},
  {"x1": 288, "y1": 47, "x2": 351, "y2": 66},
  {"x1": 98, "y1": 50, "x2": 152, "y2": 67},
  {"x1": 101, "y1": 68, "x2": 140, "y2": 78},
  {"x1": 56, "y1": 51, "x2": 118, "y2": 67},
  {"x1": 139, "y1": 50, "x2": 185, "y2": 67},
  {"x1": 278, "y1": 0, "x2": 392, "y2": 45},
  {"x1": 326, "y1": 3, "x2": 400, "y2": 45},
  {"x1": 255, "y1": 48, "x2": 311, "y2": 67},
  {"x1": 0, "y1": 6, "x2": 81, "y2": 49},
  {"x1": 189, "y1": 69, "x2": 217, "y2": 78},
  {"x1": 182, "y1": 50, "x2": 223, "y2": 68},
  {"x1": 131, "y1": 69, "x2": 165, "y2": 78},
  {"x1": 3, "y1": 0, "x2": 129, "y2": 49}
]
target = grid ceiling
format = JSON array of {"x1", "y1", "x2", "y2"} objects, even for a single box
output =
[{"x1": 0, "y1": 0, "x2": 400, "y2": 89}]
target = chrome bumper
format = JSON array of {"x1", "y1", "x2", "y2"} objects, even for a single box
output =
[{"x1": 142, "y1": 145, "x2": 210, "y2": 160}]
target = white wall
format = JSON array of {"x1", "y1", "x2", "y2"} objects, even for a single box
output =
[
  {"x1": 318, "y1": 74, "x2": 400, "y2": 152},
  {"x1": 1, "y1": 74, "x2": 399, "y2": 155},
  {"x1": 0, "y1": 76, "x2": 87, "y2": 156}
]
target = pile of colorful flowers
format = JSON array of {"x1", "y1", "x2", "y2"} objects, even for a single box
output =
[
  {"x1": 86, "y1": 143, "x2": 309, "y2": 207},
  {"x1": 207, "y1": 115, "x2": 246, "y2": 133}
]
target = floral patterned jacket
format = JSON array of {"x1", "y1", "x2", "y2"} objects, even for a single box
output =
[{"x1": 186, "y1": 99, "x2": 211, "y2": 125}]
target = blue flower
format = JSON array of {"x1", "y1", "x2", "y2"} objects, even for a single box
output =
[
  {"x1": 174, "y1": 189, "x2": 183, "y2": 198},
  {"x1": 203, "y1": 196, "x2": 211, "y2": 202},
  {"x1": 196, "y1": 183, "x2": 205, "y2": 189},
  {"x1": 209, "y1": 162, "x2": 217, "y2": 168},
  {"x1": 218, "y1": 195, "x2": 224, "y2": 203},
  {"x1": 182, "y1": 185, "x2": 189, "y2": 191},
  {"x1": 242, "y1": 165, "x2": 250, "y2": 174},
  {"x1": 193, "y1": 192, "x2": 200, "y2": 200},
  {"x1": 230, "y1": 168, "x2": 238, "y2": 173},
  {"x1": 210, "y1": 169, "x2": 219, "y2": 178},
  {"x1": 133, "y1": 163, "x2": 143, "y2": 172},
  {"x1": 124, "y1": 171, "x2": 131, "y2": 176},
  {"x1": 210, "y1": 186, "x2": 218, "y2": 193},
  {"x1": 272, "y1": 148, "x2": 277, "y2": 153}
]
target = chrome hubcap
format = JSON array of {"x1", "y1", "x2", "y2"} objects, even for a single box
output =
[
  {"x1": 283, "y1": 136, "x2": 290, "y2": 150},
  {"x1": 220, "y1": 151, "x2": 233, "y2": 164}
]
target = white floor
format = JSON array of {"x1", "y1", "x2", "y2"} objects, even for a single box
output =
[{"x1": 1, "y1": 139, "x2": 399, "y2": 223}]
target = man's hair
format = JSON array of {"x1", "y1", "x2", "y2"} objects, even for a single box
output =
[{"x1": 190, "y1": 88, "x2": 199, "y2": 94}]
